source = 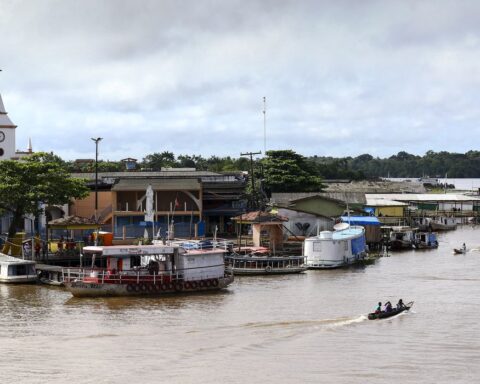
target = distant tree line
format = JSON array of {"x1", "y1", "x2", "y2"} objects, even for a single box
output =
[
  {"x1": 63, "y1": 149, "x2": 480, "y2": 195},
  {"x1": 311, "y1": 150, "x2": 480, "y2": 179}
]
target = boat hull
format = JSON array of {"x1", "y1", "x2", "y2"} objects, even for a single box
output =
[
  {"x1": 0, "y1": 276, "x2": 37, "y2": 284},
  {"x1": 65, "y1": 275, "x2": 234, "y2": 298},
  {"x1": 430, "y1": 223, "x2": 457, "y2": 231},
  {"x1": 368, "y1": 302, "x2": 413, "y2": 320},
  {"x1": 389, "y1": 240, "x2": 413, "y2": 250},
  {"x1": 226, "y1": 266, "x2": 307, "y2": 275}
]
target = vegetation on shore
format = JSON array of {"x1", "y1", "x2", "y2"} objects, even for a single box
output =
[
  {"x1": 65, "y1": 149, "x2": 480, "y2": 180},
  {"x1": 0, "y1": 153, "x2": 89, "y2": 242}
]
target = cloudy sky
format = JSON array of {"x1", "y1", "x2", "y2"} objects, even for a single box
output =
[{"x1": 1, "y1": 0, "x2": 479, "y2": 161}]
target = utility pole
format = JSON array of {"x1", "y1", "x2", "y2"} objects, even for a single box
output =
[
  {"x1": 91, "y1": 137, "x2": 103, "y2": 223},
  {"x1": 263, "y1": 97, "x2": 266, "y2": 155},
  {"x1": 241, "y1": 151, "x2": 261, "y2": 208}
]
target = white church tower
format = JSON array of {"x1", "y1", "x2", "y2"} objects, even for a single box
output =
[{"x1": 0, "y1": 93, "x2": 17, "y2": 160}]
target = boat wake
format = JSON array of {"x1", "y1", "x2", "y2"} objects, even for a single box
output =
[{"x1": 243, "y1": 314, "x2": 368, "y2": 330}]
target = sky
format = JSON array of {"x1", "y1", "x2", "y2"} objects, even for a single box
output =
[{"x1": 1, "y1": 0, "x2": 480, "y2": 161}]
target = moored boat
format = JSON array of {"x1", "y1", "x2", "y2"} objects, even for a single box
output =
[
  {"x1": 63, "y1": 244, "x2": 233, "y2": 297},
  {"x1": 304, "y1": 223, "x2": 367, "y2": 269},
  {"x1": 0, "y1": 253, "x2": 37, "y2": 284},
  {"x1": 430, "y1": 217, "x2": 457, "y2": 231},
  {"x1": 224, "y1": 254, "x2": 306, "y2": 275},
  {"x1": 387, "y1": 226, "x2": 415, "y2": 250},
  {"x1": 368, "y1": 301, "x2": 414, "y2": 320},
  {"x1": 414, "y1": 231, "x2": 439, "y2": 249}
]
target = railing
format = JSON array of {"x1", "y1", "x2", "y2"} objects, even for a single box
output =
[
  {"x1": 62, "y1": 263, "x2": 230, "y2": 284},
  {"x1": 62, "y1": 267, "x2": 181, "y2": 285},
  {"x1": 225, "y1": 255, "x2": 306, "y2": 270}
]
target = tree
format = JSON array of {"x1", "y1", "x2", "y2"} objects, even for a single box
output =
[
  {"x1": 0, "y1": 153, "x2": 90, "y2": 244},
  {"x1": 141, "y1": 151, "x2": 176, "y2": 170},
  {"x1": 261, "y1": 150, "x2": 324, "y2": 193}
]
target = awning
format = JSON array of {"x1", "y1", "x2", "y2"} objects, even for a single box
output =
[{"x1": 340, "y1": 216, "x2": 382, "y2": 226}]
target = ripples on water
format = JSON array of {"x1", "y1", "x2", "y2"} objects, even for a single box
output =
[{"x1": 1, "y1": 227, "x2": 480, "y2": 383}]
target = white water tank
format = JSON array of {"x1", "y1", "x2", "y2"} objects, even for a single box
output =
[{"x1": 319, "y1": 231, "x2": 333, "y2": 240}]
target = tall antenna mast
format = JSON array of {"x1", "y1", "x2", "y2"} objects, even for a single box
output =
[{"x1": 263, "y1": 96, "x2": 266, "y2": 155}]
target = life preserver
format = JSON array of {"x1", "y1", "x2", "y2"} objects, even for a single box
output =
[
  {"x1": 140, "y1": 284, "x2": 147, "y2": 292},
  {"x1": 161, "y1": 283, "x2": 169, "y2": 291},
  {"x1": 175, "y1": 282, "x2": 184, "y2": 292},
  {"x1": 265, "y1": 266, "x2": 272, "y2": 273},
  {"x1": 205, "y1": 279, "x2": 212, "y2": 287},
  {"x1": 211, "y1": 278, "x2": 219, "y2": 287},
  {"x1": 133, "y1": 284, "x2": 141, "y2": 292},
  {"x1": 153, "y1": 283, "x2": 161, "y2": 292},
  {"x1": 184, "y1": 282, "x2": 192, "y2": 289},
  {"x1": 199, "y1": 280, "x2": 205, "y2": 288},
  {"x1": 191, "y1": 281, "x2": 198, "y2": 289},
  {"x1": 126, "y1": 284, "x2": 134, "y2": 292},
  {"x1": 146, "y1": 284, "x2": 154, "y2": 292}
]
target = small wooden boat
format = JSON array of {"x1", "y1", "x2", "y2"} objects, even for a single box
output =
[
  {"x1": 368, "y1": 301, "x2": 414, "y2": 320},
  {"x1": 453, "y1": 248, "x2": 467, "y2": 254}
]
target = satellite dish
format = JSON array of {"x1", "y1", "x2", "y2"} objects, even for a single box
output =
[{"x1": 333, "y1": 222, "x2": 350, "y2": 231}]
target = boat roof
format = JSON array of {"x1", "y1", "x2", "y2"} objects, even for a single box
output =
[
  {"x1": 332, "y1": 226, "x2": 364, "y2": 240},
  {"x1": 340, "y1": 216, "x2": 382, "y2": 226},
  {"x1": 0, "y1": 253, "x2": 36, "y2": 264},
  {"x1": 82, "y1": 245, "x2": 186, "y2": 257}
]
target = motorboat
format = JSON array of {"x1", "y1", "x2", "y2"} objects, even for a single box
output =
[
  {"x1": 304, "y1": 223, "x2": 367, "y2": 269},
  {"x1": 368, "y1": 301, "x2": 414, "y2": 320}
]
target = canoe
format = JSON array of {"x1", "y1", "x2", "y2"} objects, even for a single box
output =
[
  {"x1": 453, "y1": 248, "x2": 466, "y2": 254},
  {"x1": 368, "y1": 301, "x2": 414, "y2": 320}
]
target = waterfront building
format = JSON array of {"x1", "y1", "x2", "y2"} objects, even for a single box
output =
[{"x1": 69, "y1": 169, "x2": 247, "y2": 239}]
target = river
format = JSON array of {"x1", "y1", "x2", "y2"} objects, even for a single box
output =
[{"x1": 1, "y1": 227, "x2": 480, "y2": 383}]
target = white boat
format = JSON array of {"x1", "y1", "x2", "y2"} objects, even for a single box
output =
[
  {"x1": 0, "y1": 253, "x2": 37, "y2": 283},
  {"x1": 63, "y1": 244, "x2": 233, "y2": 297},
  {"x1": 430, "y1": 217, "x2": 457, "y2": 231},
  {"x1": 304, "y1": 223, "x2": 368, "y2": 269}
]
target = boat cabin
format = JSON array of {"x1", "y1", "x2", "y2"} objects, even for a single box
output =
[
  {"x1": 78, "y1": 244, "x2": 226, "y2": 282},
  {"x1": 0, "y1": 253, "x2": 37, "y2": 283}
]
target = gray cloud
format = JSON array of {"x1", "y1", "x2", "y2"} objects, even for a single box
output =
[{"x1": 1, "y1": 0, "x2": 480, "y2": 161}]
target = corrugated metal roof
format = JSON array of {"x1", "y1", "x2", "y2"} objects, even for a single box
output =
[
  {"x1": 72, "y1": 171, "x2": 220, "y2": 180},
  {"x1": 367, "y1": 193, "x2": 480, "y2": 202},
  {"x1": 111, "y1": 178, "x2": 201, "y2": 191},
  {"x1": 365, "y1": 197, "x2": 409, "y2": 206}
]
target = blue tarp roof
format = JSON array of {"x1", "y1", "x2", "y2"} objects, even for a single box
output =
[{"x1": 340, "y1": 216, "x2": 382, "y2": 226}]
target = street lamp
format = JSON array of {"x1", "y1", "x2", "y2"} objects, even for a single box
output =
[{"x1": 91, "y1": 137, "x2": 103, "y2": 223}]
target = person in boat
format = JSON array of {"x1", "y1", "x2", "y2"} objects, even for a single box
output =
[
  {"x1": 462, "y1": 243, "x2": 466, "y2": 252},
  {"x1": 384, "y1": 301, "x2": 392, "y2": 312},
  {"x1": 396, "y1": 299, "x2": 405, "y2": 310},
  {"x1": 375, "y1": 302, "x2": 382, "y2": 314}
]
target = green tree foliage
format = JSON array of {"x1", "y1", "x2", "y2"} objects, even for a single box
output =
[
  {"x1": 0, "y1": 153, "x2": 90, "y2": 239},
  {"x1": 141, "y1": 151, "x2": 176, "y2": 170},
  {"x1": 261, "y1": 150, "x2": 324, "y2": 193}
]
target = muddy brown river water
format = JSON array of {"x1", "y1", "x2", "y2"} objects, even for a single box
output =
[{"x1": 1, "y1": 227, "x2": 480, "y2": 383}]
